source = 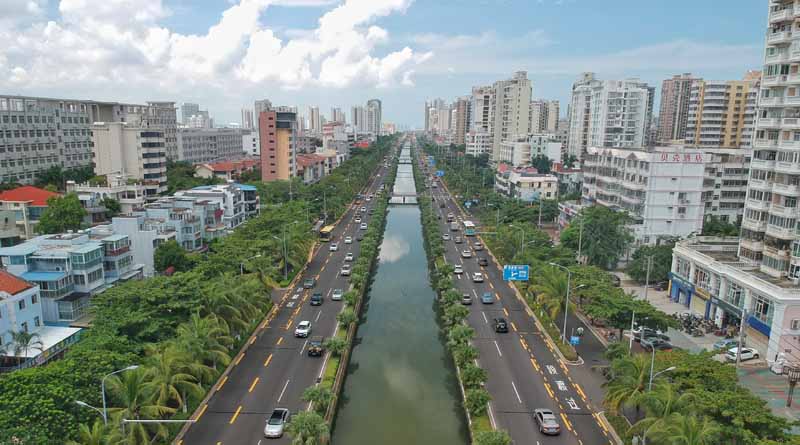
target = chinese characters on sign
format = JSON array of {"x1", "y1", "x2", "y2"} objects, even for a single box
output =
[{"x1": 659, "y1": 152, "x2": 704, "y2": 163}]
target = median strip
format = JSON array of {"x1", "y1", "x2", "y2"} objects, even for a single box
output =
[
  {"x1": 248, "y1": 377, "x2": 260, "y2": 393},
  {"x1": 228, "y1": 405, "x2": 242, "y2": 425}
]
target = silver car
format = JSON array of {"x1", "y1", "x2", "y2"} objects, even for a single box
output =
[
  {"x1": 533, "y1": 408, "x2": 560, "y2": 435},
  {"x1": 264, "y1": 408, "x2": 290, "y2": 438}
]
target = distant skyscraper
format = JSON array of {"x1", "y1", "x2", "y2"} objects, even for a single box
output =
[
  {"x1": 254, "y1": 99, "x2": 272, "y2": 120},
  {"x1": 491, "y1": 71, "x2": 532, "y2": 162},
  {"x1": 530, "y1": 100, "x2": 560, "y2": 133},
  {"x1": 309, "y1": 106, "x2": 321, "y2": 135},
  {"x1": 241, "y1": 108, "x2": 254, "y2": 129},
  {"x1": 454, "y1": 97, "x2": 471, "y2": 146},
  {"x1": 331, "y1": 107, "x2": 345, "y2": 124},
  {"x1": 351, "y1": 106, "x2": 366, "y2": 132},
  {"x1": 181, "y1": 103, "x2": 199, "y2": 125},
  {"x1": 685, "y1": 72, "x2": 760, "y2": 149},
  {"x1": 657, "y1": 74, "x2": 697, "y2": 144},
  {"x1": 366, "y1": 99, "x2": 382, "y2": 134}
]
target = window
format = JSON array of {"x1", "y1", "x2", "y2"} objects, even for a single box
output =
[
  {"x1": 34, "y1": 316, "x2": 40, "y2": 327},
  {"x1": 791, "y1": 319, "x2": 800, "y2": 331},
  {"x1": 752, "y1": 294, "x2": 773, "y2": 324},
  {"x1": 21, "y1": 322, "x2": 28, "y2": 333},
  {"x1": 31, "y1": 294, "x2": 38, "y2": 304},
  {"x1": 18, "y1": 299, "x2": 26, "y2": 310}
]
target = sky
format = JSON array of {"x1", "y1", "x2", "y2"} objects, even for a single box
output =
[{"x1": 0, "y1": 0, "x2": 766, "y2": 128}]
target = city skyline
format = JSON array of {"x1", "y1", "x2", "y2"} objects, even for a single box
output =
[{"x1": 0, "y1": 0, "x2": 764, "y2": 128}]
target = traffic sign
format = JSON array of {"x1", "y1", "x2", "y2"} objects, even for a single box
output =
[
  {"x1": 436, "y1": 170, "x2": 445, "y2": 177},
  {"x1": 503, "y1": 265, "x2": 530, "y2": 281},
  {"x1": 570, "y1": 336, "x2": 580, "y2": 345},
  {"x1": 429, "y1": 158, "x2": 436, "y2": 167}
]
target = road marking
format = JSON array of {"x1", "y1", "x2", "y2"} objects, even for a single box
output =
[
  {"x1": 234, "y1": 352, "x2": 244, "y2": 365},
  {"x1": 326, "y1": 289, "x2": 332, "y2": 297},
  {"x1": 277, "y1": 379, "x2": 290, "y2": 402},
  {"x1": 194, "y1": 404, "x2": 208, "y2": 421},
  {"x1": 574, "y1": 384, "x2": 588, "y2": 401},
  {"x1": 560, "y1": 413, "x2": 574, "y2": 433},
  {"x1": 248, "y1": 377, "x2": 260, "y2": 393},
  {"x1": 482, "y1": 312, "x2": 488, "y2": 324},
  {"x1": 217, "y1": 376, "x2": 228, "y2": 391},
  {"x1": 511, "y1": 381, "x2": 522, "y2": 403},
  {"x1": 503, "y1": 307, "x2": 509, "y2": 317},
  {"x1": 530, "y1": 357, "x2": 541, "y2": 372},
  {"x1": 284, "y1": 319, "x2": 293, "y2": 330},
  {"x1": 276, "y1": 337, "x2": 283, "y2": 346},
  {"x1": 511, "y1": 321, "x2": 517, "y2": 332},
  {"x1": 249, "y1": 335, "x2": 257, "y2": 345},
  {"x1": 519, "y1": 337, "x2": 528, "y2": 351},
  {"x1": 487, "y1": 402, "x2": 497, "y2": 429},
  {"x1": 315, "y1": 310, "x2": 322, "y2": 322},
  {"x1": 472, "y1": 289, "x2": 478, "y2": 298},
  {"x1": 228, "y1": 405, "x2": 242, "y2": 424},
  {"x1": 544, "y1": 382, "x2": 555, "y2": 399},
  {"x1": 493, "y1": 340, "x2": 502, "y2": 357},
  {"x1": 300, "y1": 339, "x2": 308, "y2": 355}
]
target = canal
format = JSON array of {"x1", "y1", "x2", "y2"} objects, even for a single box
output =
[{"x1": 332, "y1": 150, "x2": 468, "y2": 444}]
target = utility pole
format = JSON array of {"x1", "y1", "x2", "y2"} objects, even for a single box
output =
[
  {"x1": 644, "y1": 255, "x2": 653, "y2": 301},
  {"x1": 628, "y1": 311, "x2": 636, "y2": 354},
  {"x1": 538, "y1": 197, "x2": 543, "y2": 228},
  {"x1": 577, "y1": 218, "x2": 584, "y2": 265},
  {"x1": 735, "y1": 308, "x2": 748, "y2": 369}
]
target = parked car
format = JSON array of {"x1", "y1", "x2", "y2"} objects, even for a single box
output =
[
  {"x1": 494, "y1": 317, "x2": 509, "y2": 333},
  {"x1": 356, "y1": 233, "x2": 365, "y2": 241},
  {"x1": 329, "y1": 242, "x2": 339, "y2": 252},
  {"x1": 332, "y1": 289, "x2": 344, "y2": 301},
  {"x1": 345, "y1": 252, "x2": 354, "y2": 262},
  {"x1": 632, "y1": 326, "x2": 668, "y2": 341},
  {"x1": 294, "y1": 320, "x2": 311, "y2": 338},
  {"x1": 481, "y1": 292, "x2": 494, "y2": 304},
  {"x1": 442, "y1": 233, "x2": 451, "y2": 241},
  {"x1": 726, "y1": 347, "x2": 759, "y2": 362},
  {"x1": 461, "y1": 250, "x2": 472, "y2": 258},
  {"x1": 360, "y1": 223, "x2": 368, "y2": 230},
  {"x1": 653, "y1": 281, "x2": 669, "y2": 291},
  {"x1": 641, "y1": 337, "x2": 673, "y2": 352},
  {"x1": 454, "y1": 264, "x2": 463, "y2": 274},
  {"x1": 307, "y1": 336, "x2": 325, "y2": 357},
  {"x1": 310, "y1": 292, "x2": 323, "y2": 306},
  {"x1": 360, "y1": 206, "x2": 367, "y2": 213},
  {"x1": 533, "y1": 409, "x2": 561, "y2": 435},
  {"x1": 472, "y1": 272, "x2": 484, "y2": 283},
  {"x1": 478, "y1": 257, "x2": 489, "y2": 266},
  {"x1": 473, "y1": 242, "x2": 483, "y2": 251},
  {"x1": 461, "y1": 293, "x2": 472, "y2": 305},
  {"x1": 303, "y1": 278, "x2": 316, "y2": 289},
  {"x1": 454, "y1": 236, "x2": 463, "y2": 244},
  {"x1": 264, "y1": 408, "x2": 290, "y2": 438},
  {"x1": 713, "y1": 338, "x2": 739, "y2": 351},
  {"x1": 344, "y1": 236, "x2": 353, "y2": 244},
  {"x1": 340, "y1": 264, "x2": 351, "y2": 276}
]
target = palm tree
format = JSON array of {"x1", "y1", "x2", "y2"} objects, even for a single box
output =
[
  {"x1": 603, "y1": 353, "x2": 650, "y2": 415},
  {"x1": 105, "y1": 368, "x2": 175, "y2": 445},
  {"x1": 285, "y1": 411, "x2": 330, "y2": 445},
  {"x1": 301, "y1": 386, "x2": 333, "y2": 414},
  {"x1": 533, "y1": 266, "x2": 570, "y2": 319},
  {"x1": 66, "y1": 420, "x2": 107, "y2": 445},
  {"x1": 6, "y1": 330, "x2": 44, "y2": 364},
  {"x1": 144, "y1": 344, "x2": 204, "y2": 411},
  {"x1": 647, "y1": 413, "x2": 720, "y2": 445},
  {"x1": 629, "y1": 382, "x2": 695, "y2": 441},
  {"x1": 176, "y1": 313, "x2": 233, "y2": 376},
  {"x1": 323, "y1": 336, "x2": 348, "y2": 357}
]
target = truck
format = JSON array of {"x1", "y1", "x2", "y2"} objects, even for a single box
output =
[{"x1": 450, "y1": 221, "x2": 460, "y2": 231}]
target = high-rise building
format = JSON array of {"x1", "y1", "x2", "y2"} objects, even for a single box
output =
[
  {"x1": 177, "y1": 128, "x2": 246, "y2": 164},
  {"x1": 241, "y1": 108, "x2": 254, "y2": 129},
  {"x1": 530, "y1": 100, "x2": 560, "y2": 133},
  {"x1": 567, "y1": 73, "x2": 654, "y2": 159},
  {"x1": 91, "y1": 122, "x2": 167, "y2": 196},
  {"x1": 260, "y1": 107, "x2": 297, "y2": 182},
  {"x1": 657, "y1": 74, "x2": 697, "y2": 144},
  {"x1": 331, "y1": 107, "x2": 345, "y2": 124},
  {"x1": 254, "y1": 99, "x2": 272, "y2": 118},
  {"x1": 309, "y1": 106, "x2": 321, "y2": 135},
  {"x1": 685, "y1": 72, "x2": 760, "y2": 149},
  {"x1": 491, "y1": 72, "x2": 532, "y2": 163},
  {"x1": 181, "y1": 103, "x2": 199, "y2": 125},
  {"x1": 454, "y1": 97, "x2": 471, "y2": 146},
  {"x1": 351, "y1": 106, "x2": 366, "y2": 132},
  {"x1": 366, "y1": 99, "x2": 382, "y2": 135}
]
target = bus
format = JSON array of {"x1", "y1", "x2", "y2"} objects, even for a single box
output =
[
  {"x1": 463, "y1": 221, "x2": 476, "y2": 236},
  {"x1": 319, "y1": 225, "x2": 335, "y2": 242}
]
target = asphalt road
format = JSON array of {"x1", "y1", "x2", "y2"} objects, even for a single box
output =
[
  {"x1": 420, "y1": 153, "x2": 613, "y2": 445},
  {"x1": 179, "y1": 153, "x2": 393, "y2": 445}
]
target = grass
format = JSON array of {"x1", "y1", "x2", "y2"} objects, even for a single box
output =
[
  {"x1": 606, "y1": 412, "x2": 632, "y2": 443},
  {"x1": 526, "y1": 298, "x2": 579, "y2": 362},
  {"x1": 470, "y1": 414, "x2": 493, "y2": 434},
  {"x1": 322, "y1": 355, "x2": 340, "y2": 390}
]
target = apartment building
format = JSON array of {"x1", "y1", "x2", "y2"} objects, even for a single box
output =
[
  {"x1": 351, "y1": 106, "x2": 366, "y2": 133},
  {"x1": 491, "y1": 72, "x2": 532, "y2": 163},
  {"x1": 530, "y1": 100, "x2": 560, "y2": 133},
  {"x1": 241, "y1": 108, "x2": 254, "y2": 130},
  {"x1": 0, "y1": 186, "x2": 60, "y2": 240},
  {"x1": 495, "y1": 166, "x2": 558, "y2": 202},
  {"x1": 96, "y1": 101, "x2": 179, "y2": 160},
  {"x1": 331, "y1": 107, "x2": 345, "y2": 123},
  {"x1": 195, "y1": 159, "x2": 259, "y2": 181},
  {"x1": 308, "y1": 107, "x2": 321, "y2": 136},
  {"x1": 177, "y1": 127, "x2": 245, "y2": 164},
  {"x1": 259, "y1": 108, "x2": 298, "y2": 182},
  {"x1": 296, "y1": 154, "x2": 327, "y2": 184},
  {"x1": 528, "y1": 133, "x2": 563, "y2": 165},
  {"x1": 495, "y1": 137, "x2": 532, "y2": 167},
  {"x1": 700, "y1": 149, "x2": 750, "y2": 224},
  {"x1": 366, "y1": 99, "x2": 382, "y2": 135},
  {"x1": 91, "y1": 122, "x2": 167, "y2": 196},
  {"x1": 175, "y1": 182, "x2": 256, "y2": 228},
  {"x1": 685, "y1": 72, "x2": 760, "y2": 148},
  {"x1": 657, "y1": 74, "x2": 698, "y2": 144},
  {"x1": 567, "y1": 73, "x2": 654, "y2": 159},
  {"x1": 66, "y1": 174, "x2": 147, "y2": 215},
  {"x1": 132, "y1": 197, "x2": 221, "y2": 251},
  {"x1": 242, "y1": 129, "x2": 260, "y2": 157},
  {"x1": 466, "y1": 131, "x2": 493, "y2": 156},
  {"x1": 181, "y1": 103, "x2": 200, "y2": 125},
  {"x1": 454, "y1": 97, "x2": 471, "y2": 145}
]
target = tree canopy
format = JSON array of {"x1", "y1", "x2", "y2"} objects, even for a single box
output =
[
  {"x1": 561, "y1": 206, "x2": 633, "y2": 269},
  {"x1": 625, "y1": 241, "x2": 676, "y2": 284},
  {"x1": 37, "y1": 193, "x2": 87, "y2": 234}
]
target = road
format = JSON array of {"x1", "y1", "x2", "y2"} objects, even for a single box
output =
[
  {"x1": 420, "y1": 152, "x2": 613, "y2": 445},
  {"x1": 179, "y1": 153, "x2": 392, "y2": 445}
]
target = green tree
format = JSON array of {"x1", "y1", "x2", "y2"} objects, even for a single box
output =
[
  {"x1": 446, "y1": 324, "x2": 475, "y2": 349},
  {"x1": 531, "y1": 154, "x2": 552, "y2": 173},
  {"x1": 452, "y1": 343, "x2": 479, "y2": 368},
  {"x1": 648, "y1": 413, "x2": 721, "y2": 445},
  {"x1": 106, "y1": 367, "x2": 175, "y2": 445},
  {"x1": 336, "y1": 308, "x2": 357, "y2": 327},
  {"x1": 532, "y1": 266, "x2": 569, "y2": 319},
  {"x1": 302, "y1": 385, "x2": 333, "y2": 414},
  {"x1": 702, "y1": 216, "x2": 739, "y2": 236},
  {"x1": 629, "y1": 382, "x2": 695, "y2": 441},
  {"x1": 443, "y1": 303, "x2": 470, "y2": 327},
  {"x1": 460, "y1": 362, "x2": 488, "y2": 389},
  {"x1": 65, "y1": 420, "x2": 109, "y2": 445},
  {"x1": 604, "y1": 353, "x2": 651, "y2": 415},
  {"x1": 101, "y1": 196, "x2": 122, "y2": 217},
  {"x1": 37, "y1": 193, "x2": 87, "y2": 234},
  {"x1": 176, "y1": 313, "x2": 233, "y2": 374},
  {"x1": 154, "y1": 240, "x2": 194, "y2": 273},
  {"x1": 465, "y1": 388, "x2": 491, "y2": 416},
  {"x1": 626, "y1": 242, "x2": 675, "y2": 284},
  {"x1": 474, "y1": 430, "x2": 512, "y2": 445},
  {"x1": 562, "y1": 154, "x2": 578, "y2": 169},
  {"x1": 561, "y1": 206, "x2": 633, "y2": 269},
  {"x1": 6, "y1": 330, "x2": 44, "y2": 364},
  {"x1": 324, "y1": 336, "x2": 348, "y2": 356},
  {"x1": 144, "y1": 344, "x2": 203, "y2": 410},
  {"x1": 285, "y1": 410, "x2": 330, "y2": 445}
]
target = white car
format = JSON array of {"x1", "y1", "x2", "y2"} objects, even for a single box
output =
[
  {"x1": 344, "y1": 236, "x2": 353, "y2": 244},
  {"x1": 726, "y1": 347, "x2": 759, "y2": 362},
  {"x1": 360, "y1": 223, "x2": 368, "y2": 230},
  {"x1": 461, "y1": 250, "x2": 472, "y2": 258},
  {"x1": 360, "y1": 207, "x2": 367, "y2": 213},
  {"x1": 454, "y1": 264, "x2": 463, "y2": 274},
  {"x1": 340, "y1": 264, "x2": 351, "y2": 276},
  {"x1": 329, "y1": 242, "x2": 339, "y2": 252},
  {"x1": 366, "y1": 196, "x2": 372, "y2": 202},
  {"x1": 442, "y1": 233, "x2": 451, "y2": 241},
  {"x1": 294, "y1": 321, "x2": 311, "y2": 337},
  {"x1": 472, "y1": 272, "x2": 484, "y2": 283},
  {"x1": 354, "y1": 217, "x2": 362, "y2": 224},
  {"x1": 332, "y1": 289, "x2": 344, "y2": 301},
  {"x1": 264, "y1": 408, "x2": 290, "y2": 438},
  {"x1": 345, "y1": 252, "x2": 354, "y2": 262}
]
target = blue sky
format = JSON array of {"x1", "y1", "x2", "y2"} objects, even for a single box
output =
[{"x1": 1, "y1": 0, "x2": 766, "y2": 128}]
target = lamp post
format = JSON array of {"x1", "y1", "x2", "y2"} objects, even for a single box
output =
[
  {"x1": 273, "y1": 221, "x2": 299, "y2": 280},
  {"x1": 548, "y1": 262, "x2": 573, "y2": 342},
  {"x1": 787, "y1": 366, "x2": 800, "y2": 407},
  {"x1": 101, "y1": 365, "x2": 139, "y2": 425},
  {"x1": 240, "y1": 254, "x2": 262, "y2": 275},
  {"x1": 648, "y1": 358, "x2": 676, "y2": 391},
  {"x1": 643, "y1": 255, "x2": 654, "y2": 301},
  {"x1": 75, "y1": 400, "x2": 105, "y2": 422}
]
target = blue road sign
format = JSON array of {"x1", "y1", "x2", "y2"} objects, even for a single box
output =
[
  {"x1": 429, "y1": 158, "x2": 436, "y2": 167},
  {"x1": 570, "y1": 336, "x2": 581, "y2": 346},
  {"x1": 464, "y1": 201, "x2": 472, "y2": 209},
  {"x1": 503, "y1": 265, "x2": 530, "y2": 281},
  {"x1": 435, "y1": 170, "x2": 445, "y2": 177}
]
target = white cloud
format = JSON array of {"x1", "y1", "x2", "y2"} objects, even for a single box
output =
[{"x1": 0, "y1": 0, "x2": 427, "y2": 96}]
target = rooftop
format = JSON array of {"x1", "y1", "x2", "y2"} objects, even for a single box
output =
[
  {"x1": 0, "y1": 186, "x2": 61, "y2": 206},
  {"x1": 0, "y1": 270, "x2": 34, "y2": 296},
  {"x1": 4, "y1": 326, "x2": 82, "y2": 359}
]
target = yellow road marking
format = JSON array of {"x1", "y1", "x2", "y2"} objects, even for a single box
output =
[
  {"x1": 284, "y1": 319, "x2": 293, "y2": 330},
  {"x1": 560, "y1": 413, "x2": 574, "y2": 432},
  {"x1": 194, "y1": 404, "x2": 208, "y2": 421},
  {"x1": 574, "y1": 384, "x2": 587, "y2": 401},
  {"x1": 276, "y1": 337, "x2": 284, "y2": 345},
  {"x1": 519, "y1": 337, "x2": 528, "y2": 351},
  {"x1": 530, "y1": 357, "x2": 541, "y2": 372},
  {"x1": 229, "y1": 405, "x2": 242, "y2": 424},
  {"x1": 178, "y1": 441, "x2": 183, "y2": 445},
  {"x1": 489, "y1": 281, "x2": 494, "y2": 290},
  {"x1": 217, "y1": 376, "x2": 228, "y2": 391},
  {"x1": 248, "y1": 377, "x2": 260, "y2": 393},
  {"x1": 511, "y1": 321, "x2": 517, "y2": 332},
  {"x1": 503, "y1": 308, "x2": 509, "y2": 317},
  {"x1": 264, "y1": 353, "x2": 273, "y2": 367},
  {"x1": 235, "y1": 353, "x2": 244, "y2": 365},
  {"x1": 594, "y1": 413, "x2": 610, "y2": 433},
  {"x1": 543, "y1": 381, "x2": 554, "y2": 399},
  {"x1": 249, "y1": 336, "x2": 256, "y2": 345}
]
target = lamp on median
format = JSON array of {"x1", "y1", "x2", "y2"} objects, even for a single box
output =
[
  {"x1": 648, "y1": 364, "x2": 676, "y2": 391},
  {"x1": 548, "y1": 262, "x2": 573, "y2": 343},
  {"x1": 75, "y1": 400, "x2": 105, "y2": 422},
  {"x1": 240, "y1": 254, "x2": 263, "y2": 275},
  {"x1": 101, "y1": 365, "x2": 139, "y2": 425}
]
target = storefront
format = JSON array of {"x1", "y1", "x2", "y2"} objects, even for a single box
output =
[
  {"x1": 692, "y1": 287, "x2": 710, "y2": 318},
  {"x1": 708, "y1": 296, "x2": 743, "y2": 329},
  {"x1": 668, "y1": 272, "x2": 693, "y2": 307}
]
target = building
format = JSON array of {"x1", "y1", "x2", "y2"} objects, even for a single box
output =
[
  {"x1": 175, "y1": 182, "x2": 255, "y2": 229},
  {"x1": 241, "y1": 108, "x2": 254, "y2": 129},
  {"x1": 195, "y1": 159, "x2": 260, "y2": 181},
  {"x1": 254, "y1": 100, "x2": 272, "y2": 119},
  {"x1": 685, "y1": 72, "x2": 760, "y2": 148},
  {"x1": 186, "y1": 112, "x2": 213, "y2": 129},
  {"x1": 331, "y1": 107, "x2": 345, "y2": 124},
  {"x1": 366, "y1": 99, "x2": 382, "y2": 135},
  {"x1": 177, "y1": 127, "x2": 245, "y2": 164},
  {"x1": 309, "y1": 106, "x2": 321, "y2": 135},
  {"x1": 132, "y1": 197, "x2": 221, "y2": 251},
  {"x1": 351, "y1": 106, "x2": 366, "y2": 132},
  {"x1": 0, "y1": 186, "x2": 60, "y2": 241},
  {"x1": 181, "y1": 103, "x2": 200, "y2": 125},
  {"x1": 567, "y1": 73, "x2": 654, "y2": 159},
  {"x1": 91, "y1": 122, "x2": 167, "y2": 196},
  {"x1": 530, "y1": 100, "x2": 560, "y2": 133},
  {"x1": 528, "y1": 133, "x2": 563, "y2": 165},
  {"x1": 700, "y1": 149, "x2": 749, "y2": 225},
  {"x1": 66, "y1": 174, "x2": 147, "y2": 216},
  {"x1": 382, "y1": 122, "x2": 397, "y2": 135},
  {"x1": 242, "y1": 129, "x2": 260, "y2": 156},
  {"x1": 492, "y1": 72, "x2": 532, "y2": 163},
  {"x1": 470, "y1": 86, "x2": 494, "y2": 136},
  {"x1": 259, "y1": 108, "x2": 298, "y2": 182},
  {"x1": 657, "y1": 74, "x2": 697, "y2": 144},
  {"x1": 96, "y1": 101, "x2": 179, "y2": 160},
  {"x1": 296, "y1": 154, "x2": 327, "y2": 184},
  {"x1": 454, "y1": 97, "x2": 471, "y2": 146},
  {"x1": 495, "y1": 137, "x2": 532, "y2": 167},
  {"x1": 494, "y1": 166, "x2": 558, "y2": 202},
  {"x1": 552, "y1": 163, "x2": 583, "y2": 195}
]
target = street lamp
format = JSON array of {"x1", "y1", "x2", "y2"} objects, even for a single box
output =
[
  {"x1": 101, "y1": 365, "x2": 139, "y2": 425},
  {"x1": 548, "y1": 262, "x2": 573, "y2": 342},
  {"x1": 648, "y1": 361, "x2": 676, "y2": 391},
  {"x1": 75, "y1": 400, "x2": 105, "y2": 422},
  {"x1": 272, "y1": 221, "x2": 299, "y2": 280},
  {"x1": 240, "y1": 254, "x2": 263, "y2": 275}
]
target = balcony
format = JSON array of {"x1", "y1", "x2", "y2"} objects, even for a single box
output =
[
  {"x1": 753, "y1": 138, "x2": 779, "y2": 149},
  {"x1": 779, "y1": 139, "x2": 800, "y2": 149},
  {"x1": 767, "y1": 51, "x2": 791, "y2": 63},
  {"x1": 766, "y1": 223, "x2": 796, "y2": 239},
  {"x1": 767, "y1": 31, "x2": 793, "y2": 44},
  {"x1": 764, "y1": 245, "x2": 791, "y2": 260},
  {"x1": 759, "y1": 96, "x2": 784, "y2": 107},
  {"x1": 789, "y1": 71, "x2": 800, "y2": 84},
  {"x1": 770, "y1": 8, "x2": 794, "y2": 23},
  {"x1": 783, "y1": 117, "x2": 800, "y2": 129},
  {"x1": 104, "y1": 245, "x2": 130, "y2": 257},
  {"x1": 742, "y1": 218, "x2": 767, "y2": 232},
  {"x1": 787, "y1": 96, "x2": 800, "y2": 106},
  {"x1": 746, "y1": 198, "x2": 771, "y2": 211},
  {"x1": 770, "y1": 203, "x2": 798, "y2": 218},
  {"x1": 773, "y1": 182, "x2": 800, "y2": 196},
  {"x1": 757, "y1": 117, "x2": 781, "y2": 128},
  {"x1": 775, "y1": 160, "x2": 800, "y2": 174},
  {"x1": 739, "y1": 238, "x2": 764, "y2": 252},
  {"x1": 750, "y1": 158, "x2": 777, "y2": 170}
]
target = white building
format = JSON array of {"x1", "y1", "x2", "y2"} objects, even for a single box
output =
[
  {"x1": 91, "y1": 122, "x2": 167, "y2": 197},
  {"x1": 492, "y1": 72, "x2": 532, "y2": 163},
  {"x1": 66, "y1": 174, "x2": 147, "y2": 215},
  {"x1": 242, "y1": 129, "x2": 260, "y2": 156},
  {"x1": 496, "y1": 137, "x2": 532, "y2": 167},
  {"x1": 177, "y1": 127, "x2": 246, "y2": 164},
  {"x1": 528, "y1": 133, "x2": 563, "y2": 165},
  {"x1": 530, "y1": 100, "x2": 559, "y2": 133},
  {"x1": 495, "y1": 168, "x2": 558, "y2": 202},
  {"x1": 466, "y1": 131, "x2": 493, "y2": 157},
  {"x1": 174, "y1": 182, "x2": 257, "y2": 229},
  {"x1": 366, "y1": 99, "x2": 382, "y2": 135}
]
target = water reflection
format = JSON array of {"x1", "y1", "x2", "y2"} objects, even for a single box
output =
[{"x1": 379, "y1": 234, "x2": 411, "y2": 264}]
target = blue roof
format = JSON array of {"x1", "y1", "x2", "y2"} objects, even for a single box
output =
[
  {"x1": 0, "y1": 243, "x2": 38, "y2": 256},
  {"x1": 235, "y1": 184, "x2": 257, "y2": 191},
  {"x1": 191, "y1": 185, "x2": 213, "y2": 190},
  {"x1": 22, "y1": 271, "x2": 66, "y2": 282}
]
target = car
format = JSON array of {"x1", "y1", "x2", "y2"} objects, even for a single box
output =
[
  {"x1": 442, "y1": 233, "x2": 451, "y2": 241},
  {"x1": 345, "y1": 252, "x2": 354, "y2": 262},
  {"x1": 641, "y1": 337, "x2": 673, "y2": 352},
  {"x1": 307, "y1": 336, "x2": 325, "y2": 357},
  {"x1": 439, "y1": 202, "x2": 446, "y2": 208},
  {"x1": 653, "y1": 281, "x2": 669, "y2": 291},
  {"x1": 340, "y1": 264, "x2": 351, "y2": 276},
  {"x1": 360, "y1": 206, "x2": 367, "y2": 213},
  {"x1": 454, "y1": 236, "x2": 463, "y2": 244},
  {"x1": 481, "y1": 292, "x2": 494, "y2": 304},
  {"x1": 726, "y1": 347, "x2": 759, "y2": 362},
  {"x1": 356, "y1": 233, "x2": 365, "y2": 241},
  {"x1": 329, "y1": 242, "x2": 339, "y2": 252},
  {"x1": 264, "y1": 408, "x2": 290, "y2": 438},
  {"x1": 294, "y1": 320, "x2": 311, "y2": 337},
  {"x1": 632, "y1": 326, "x2": 667, "y2": 341},
  {"x1": 366, "y1": 196, "x2": 372, "y2": 202},
  {"x1": 454, "y1": 264, "x2": 463, "y2": 274},
  {"x1": 332, "y1": 289, "x2": 344, "y2": 301},
  {"x1": 461, "y1": 250, "x2": 472, "y2": 258},
  {"x1": 478, "y1": 257, "x2": 489, "y2": 266},
  {"x1": 344, "y1": 236, "x2": 353, "y2": 244},
  {"x1": 533, "y1": 408, "x2": 561, "y2": 435},
  {"x1": 494, "y1": 317, "x2": 509, "y2": 333},
  {"x1": 369, "y1": 208, "x2": 375, "y2": 214},
  {"x1": 713, "y1": 338, "x2": 739, "y2": 351},
  {"x1": 473, "y1": 242, "x2": 483, "y2": 251},
  {"x1": 447, "y1": 213, "x2": 454, "y2": 222},
  {"x1": 310, "y1": 292, "x2": 323, "y2": 306},
  {"x1": 303, "y1": 278, "x2": 316, "y2": 289},
  {"x1": 472, "y1": 272, "x2": 484, "y2": 283},
  {"x1": 461, "y1": 293, "x2": 472, "y2": 305},
  {"x1": 354, "y1": 217, "x2": 362, "y2": 224},
  {"x1": 360, "y1": 223, "x2": 368, "y2": 230}
]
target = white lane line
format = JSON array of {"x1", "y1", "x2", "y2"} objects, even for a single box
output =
[
  {"x1": 300, "y1": 339, "x2": 308, "y2": 355},
  {"x1": 482, "y1": 312, "x2": 488, "y2": 324},
  {"x1": 472, "y1": 289, "x2": 478, "y2": 298},
  {"x1": 326, "y1": 288, "x2": 332, "y2": 297},
  {"x1": 511, "y1": 381, "x2": 522, "y2": 404},
  {"x1": 277, "y1": 379, "x2": 290, "y2": 402},
  {"x1": 494, "y1": 340, "x2": 502, "y2": 357},
  {"x1": 487, "y1": 402, "x2": 497, "y2": 429},
  {"x1": 315, "y1": 310, "x2": 322, "y2": 322}
]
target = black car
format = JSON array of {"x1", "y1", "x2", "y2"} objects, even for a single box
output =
[
  {"x1": 439, "y1": 202, "x2": 446, "y2": 208},
  {"x1": 478, "y1": 257, "x2": 489, "y2": 266},
  {"x1": 356, "y1": 233, "x2": 365, "y2": 241},
  {"x1": 303, "y1": 278, "x2": 316, "y2": 289},
  {"x1": 310, "y1": 292, "x2": 323, "y2": 306},
  {"x1": 653, "y1": 281, "x2": 669, "y2": 291},
  {"x1": 307, "y1": 336, "x2": 325, "y2": 356},
  {"x1": 494, "y1": 317, "x2": 509, "y2": 333}
]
